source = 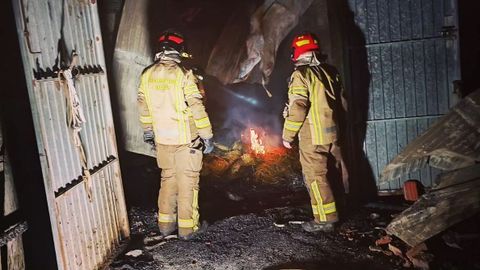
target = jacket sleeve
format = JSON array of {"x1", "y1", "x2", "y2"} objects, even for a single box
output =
[
  {"x1": 183, "y1": 70, "x2": 213, "y2": 140},
  {"x1": 282, "y1": 70, "x2": 310, "y2": 142},
  {"x1": 137, "y1": 71, "x2": 153, "y2": 131}
]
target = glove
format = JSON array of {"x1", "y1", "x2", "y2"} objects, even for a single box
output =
[
  {"x1": 143, "y1": 130, "x2": 155, "y2": 148},
  {"x1": 202, "y1": 138, "x2": 214, "y2": 154},
  {"x1": 283, "y1": 140, "x2": 292, "y2": 149},
  {"x1": 282, "y1": 103, "x2": 290, "y2": 118}
]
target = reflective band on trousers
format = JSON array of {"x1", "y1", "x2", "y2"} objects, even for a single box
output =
[
  {"x1": 310, "y1": 181, "x2": 336, "y2": 222},
  {"x1": 194, "y1": 117, "x2": 211, "y2": 129},
  {"x1": 284, "y1": 119, "x2": 302, "y2": 132},
  {"x1": 192, "y1": 190, "x2": 199, "y2": 231},
  {"x1": 312, "y1": 202, "x2": 337, "y2": 215},
  {"x1": 178, "y1": 218, "x2": 195, "y2": 228},
  {"x1": 158, "y1": 213, "x2": 176, "y2": 223},
  {"x1": 178, "y1": 190, "x2": 200, "y2": 231}
]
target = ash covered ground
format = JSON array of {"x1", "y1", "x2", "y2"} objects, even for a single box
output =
[
  {"x1": 110, "y1": 206, "x2": 402, "y2": 270},
  {"x1": 111, "y1": 151, "x2": 480, "y2": 270}
]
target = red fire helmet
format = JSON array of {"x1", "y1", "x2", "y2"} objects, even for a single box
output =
[
  {"x1": 157, "y1": 30, "x2": 186, "y2": 54},
  {"x1": 291, "y1": 33, "x2": 320, "y2": 62}
]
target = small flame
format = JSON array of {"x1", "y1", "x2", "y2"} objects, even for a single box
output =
[{"x1": 250, "y1": 128, "x2": 265, "y2": 155}]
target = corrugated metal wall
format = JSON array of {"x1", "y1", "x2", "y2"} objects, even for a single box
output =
[
  {"x1": 347, "y1": 0, "x2": 461, "y2": 190},
  {"x1": 1, "y1": 122, "x2": 27, "y2": 270},
  {"x1": 112, "y1": 0, "x2": 154, "y2": 157},
  {"x1": 11, "y1": 0, "x2": 129, "y2": 269}
]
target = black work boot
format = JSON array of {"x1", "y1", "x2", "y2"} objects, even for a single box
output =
[{"x1": 301, "y1": 221, "x2": 335, "y2": 233}]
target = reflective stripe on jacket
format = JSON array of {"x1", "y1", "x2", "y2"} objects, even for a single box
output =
[
  {"x1": 282, "y1": 64, "x2": 343, "y2": 145},
  {"x1": 137, "y1": 60, "x2": 213, "y2": 145}
]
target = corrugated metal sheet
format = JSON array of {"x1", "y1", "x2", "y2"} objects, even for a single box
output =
[
  {"x1": 380, "y1": 89, "x2": 480, "y2": 183},
  {"x1": 112, "y1": 0, "x2": 155, "y2": 157},
  {"x1": 32, "y1": 77, "x2": 118, "y2": 193},
  {"x1": 1, "y1": 122, "x2": 27, "y2": 270},
  {"x1": 11, "y1": 0, "x2": 129, "y2": 269},
  {"x1": 347, "y1": 0, "x2": 461, "y2": 190}
]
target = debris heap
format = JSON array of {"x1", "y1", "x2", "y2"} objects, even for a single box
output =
[{"x1": 202, "y1": 128, "x2": 301, "y2": 184}]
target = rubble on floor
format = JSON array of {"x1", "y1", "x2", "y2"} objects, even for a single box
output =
[
  {"x1": 377, "y1": 89, "x2": 480, "y2": 267},
  {"x1": 109, "y1": 203, "x2": 480, "y2": 270},
  {"x1": 113, "y1": 161, "x2": 480, "y2": 270},
  {"x1": 110, "y1": 206, "x2": 405, "y2": 270},
  {"x1": 387, "y1": 164, "x2": 480, "y2": 247}
]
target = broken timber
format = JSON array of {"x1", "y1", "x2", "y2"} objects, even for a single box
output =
[
  {"x1": 380, "y1": 89, "x2": 480, "y2": 184},
  {"x1": 386, "y1": 164, "x2": 480, "y2": 247}
]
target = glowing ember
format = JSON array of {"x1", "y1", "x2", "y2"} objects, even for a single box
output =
[{"x1": 249, "y1": 128, "x2": 265, "y2": 155}]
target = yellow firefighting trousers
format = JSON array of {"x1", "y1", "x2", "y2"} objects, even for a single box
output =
[
  {"x1": 156, "y1": 143, "x2": 202, "y2": 237},
  {"x1": 299, "y1": 138, "x2": 339, "y2": 223}
]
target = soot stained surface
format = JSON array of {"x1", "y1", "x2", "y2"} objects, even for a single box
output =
[{"x1": 110, "y1": 206, "x2": 402, "y2": 270}]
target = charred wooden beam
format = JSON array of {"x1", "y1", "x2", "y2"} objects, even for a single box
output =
[
  {"x1": 380, "y1": 89, "x2": 480, "y2": 184},
  {"x1": 386, "y1": 164, "x2": 480, "y2": 247},
  {"x1": 0, "y1": 221, "x2": 28, "y2": 248}
]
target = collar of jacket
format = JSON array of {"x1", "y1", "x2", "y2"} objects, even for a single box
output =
[
  {"x1": 294, "y1": 51, "x2": 321, "y2": 67},
  {"x1": 154, "y1": 50, "x2": 181, "y2": 63}
]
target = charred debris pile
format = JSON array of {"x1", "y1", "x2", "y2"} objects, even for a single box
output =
[
  {"x1": 203, "y1": 127, "x2": 301, "y2": 185},
  {"x1": 369, "y1": 89, "x2": 480, "y2": 269}
]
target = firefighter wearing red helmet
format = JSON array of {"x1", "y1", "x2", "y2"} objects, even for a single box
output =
[
  {"x1": 283, "y1": 32, "x2": 348, "y2": 232},
  {"x1": 137, "y1": 30, "x2": 213, "y2": 240}
]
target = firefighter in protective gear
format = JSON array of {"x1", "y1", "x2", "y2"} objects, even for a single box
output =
[
  {"x1": 283, "y1": 32, "x2": 348, "y2": 232},
  {"x1": 137, "y1": 31, "x2": 213, "y2": 239}
]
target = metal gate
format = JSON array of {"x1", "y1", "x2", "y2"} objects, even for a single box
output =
[
  {"x1": 11, "y1": 0, "x2": 129, "y2": 269},
  {"x1": 347, "y1": 0, "x2": 461, "y2": 190}
]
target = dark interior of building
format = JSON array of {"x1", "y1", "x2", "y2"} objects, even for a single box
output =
[{"x1": 1, "y1": 0, "x2": 480, "y2": 269}]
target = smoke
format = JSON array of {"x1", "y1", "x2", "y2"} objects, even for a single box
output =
[{"x1": 204, "y1": 79, "x2": 283, "y2": 147}]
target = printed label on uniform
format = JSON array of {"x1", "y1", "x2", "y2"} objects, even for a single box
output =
[{"x1": 149, "y1": 78, "x2": 175, "y2": 91}]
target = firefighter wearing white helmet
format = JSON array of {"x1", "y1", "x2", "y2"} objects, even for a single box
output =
[
  {"x1": 137, "y1": 30, "x2": 213, "y2": 240},
  {"x1": 282, "y1": 32, "x2": 348, "y2": 232}
]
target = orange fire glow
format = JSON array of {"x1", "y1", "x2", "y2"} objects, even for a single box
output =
[
  {"x1": 249, "y1": 128, "x2": 265, "y2": 155},
  {"x1": 241, "y1": 126, "x2": 285, "y2": 157}
]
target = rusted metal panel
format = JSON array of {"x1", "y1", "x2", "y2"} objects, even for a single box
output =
[
  {"x1": 380, "y1": 89, "x2": 480, "y2": 183},
  {"x1": 112, "y1": 0, "x2": 154, "y2": 157},
  {"x1": 11, "y1": 0, "x2": 129, "y2": 269},
  {"x1": 32, "y1": 76, "x2": 118, "y2": 192},
  {"x1": 348, "y1": 0, "x2": 461, "y2": 190},
  {"x1": 55, "y1": 163, "x2": 124, "y2": 269}
]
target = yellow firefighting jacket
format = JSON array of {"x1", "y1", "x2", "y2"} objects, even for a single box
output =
[
  {"x1": 282, "y1": 64, "x2": 346, "y2": 145},
  {"x1": 138, "y1": 60, "x2": 213, "y2": 145}
]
